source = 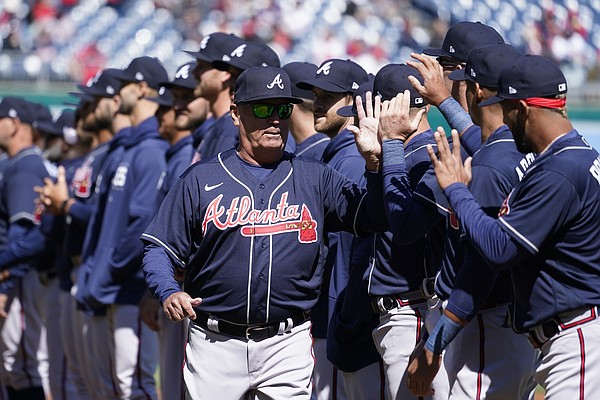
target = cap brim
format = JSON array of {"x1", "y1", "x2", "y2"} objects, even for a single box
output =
[
  {"x1": 111, "y1": 69, "x2": 137, "y2": 83},
  {"x1": 36, "y1": 121, "x2": 61, "y2": 136},
  {"x1": 478, "y1": 96, "x2": 505, "y2": 107},
  {"x1": 336, "y1": 105, "x2": 356, "y2": 117},
  {"x1": 448, "y1": 69, "x2": 466, "y2": 81},
  {"x1": 81, "y1": 86, "x2": 115, "y2": 98},
  {"x1": 146, "y1": 96, "x2": 173, "y2": 107},
  {"x1": 162, "y1": 81, "x2": 197, "y2": 90},
  {"x1": 296, "y1": 79, "x2": 348, "y2": 93},
  {"x1": 423, "y1": 47, "x2": 442, "y2": 56},
  {"x1": 184, "y1": 50, "x2": 213, "y2": 63},
  {"x1": 237, "y1": 95, "x2": 304, "y2": 104}
]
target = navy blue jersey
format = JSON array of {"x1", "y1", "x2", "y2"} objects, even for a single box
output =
[
  {"x1": 0, "y1": 147, "x2": 54, "y2": 292},
  {"x1": 294, "y1": 133, "x2": 330, "y2": 161},
  {"x1": 159, "y1": 135, "x2": 194, "y2": 201},
  {"x1": 191, "y1": 116, "x2": 216, "y2": 151},
  {"x1": 75, "y1": 129, "x2": 130, "y2": 312},
  {"x1": 0, "y1": 155, "x2": 9, "y2": 253},
  {"x1": 142, "y1": 149, "x2": 387, "y2": 325},
  {"x1": 498, "y1": 131, "x2": 600, "y2": 329},
  {"x1": 193, "y1": 112, "x2": 238, "y2": 162},
  {"x1": 445, "y1": 126, "x2": 534, "y2": 320},
  {"x1": 368, "y1": 129, "x2": 436, "y2": 295},
  {"x1": 84, "y1": 117, "x2": 167, "y2": 307}
]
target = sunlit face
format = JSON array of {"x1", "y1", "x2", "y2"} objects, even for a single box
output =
[
  {"x1": 312, "y1": 88, "x2": 352, "y2": 137},
  {"x1": 500, "y1": 100, "x2": 531, "y2": 153},
  {"x1": 118, "y1": 82, "x2": 141, "y2": 115},
  {"x1": 171, "y1": 87, "x2": 209, "y2": 130},
  {"x1": 193, "y1": 61, "x2": 230, "y2": 99},
  {"x1": 232, "y1": 99, "x2": 292, "y2": 164}
]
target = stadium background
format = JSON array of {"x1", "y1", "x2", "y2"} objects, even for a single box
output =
[{"x1": 1, "y1": 0, "x2": 599, "y2": 147}]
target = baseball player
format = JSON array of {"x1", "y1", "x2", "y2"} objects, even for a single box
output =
[
  {"x1": 0, "y1": 97, "x2": 54, "y2": 400},
  {"x1": 297, "y1": 59, "x2": 384, "y2": 399},
  {"x1": 141, "y1": 66, "x2": 387, "y2": 400},
  {"x1": 344, "y1": 64, "x2": 451, "y2": 400},
  {"x1": 425, "y1": 54, "x2": 600, "y2": 399},
  {"x1": 81, "y1": 56, "x2": 168, "y2": 400},
  {"x1": 282, "y1": 62, "x2": 330, "y2": 160},
  {"x1": 186, "y1": 32, "x2": 245, "y2": 163},
  {"x1": 406, "y1": 44, "x2": 536, "y2": 399}
]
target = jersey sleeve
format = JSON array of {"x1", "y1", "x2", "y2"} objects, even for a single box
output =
[
  {"x1": 142, "y1": 244, "x2": 181, "y2": 304},
  {"x1": 498, "y1": 171, "x2": 580, "y2": 254},
  {"x1": 6, "y1": 170, "x2": 44, "y2": 224}
]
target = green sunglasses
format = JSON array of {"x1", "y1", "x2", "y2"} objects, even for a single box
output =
[{"x1": 248, "y1": 103, "x2": 294, "y2": 119}]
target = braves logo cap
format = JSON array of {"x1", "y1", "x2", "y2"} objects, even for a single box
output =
[
  {"x1": 184, "y1": 32, "x2": 245, "y2": 64},
  {"x1": 146, "y1": 86, "x2": 174, "y2": 107},
  {"x1": 337, "y1": 74, "x2": 375, "y2": 117},
  {"x1": 112, "y1": 56, "x2": 169, "y2": 90},
  {"x1": 282, "y1": 62, "x2": 318, "y2": 100},
  {"x1": 479, "y1": 55, "x2": 568, "y2": 107},
  {"x1": 234, "y1": 66, "x2": 303, "y2": 104},
  {"x1": 35, "y1": 109, "x2": 76, "y2": 140},
  {"x1": 213, "y1": 41, "x2": 281, "y2": 72},
  {"x1": 80, "y1": 68, "x2": 124, "y2": 98},
  {"x1": 0, "y1": 96, "x2": 35, "y2": 125},
  {"x1": 374, "y1": 64, "x2": 426, "y2": 107},
  {"x1": 423, "y1": 21, "x2": 504, "y2": 62},
  {"x1": 296, "y1": 58, "x2": 369, "y2": 94},
  {"x1": 449, "y1": 43, "x2": 522, "y2": 88},
  {"x1": 160, "y1": 62, "x2": 197, "y2": 90}
]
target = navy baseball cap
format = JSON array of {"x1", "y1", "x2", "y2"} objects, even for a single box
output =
[
  {"x1": 184, "y1": 32, "x2": 245, "y2": 63},
  {"x1": 234, "y1": 66, "x2": 303, "y2": 104},
  {"x1": 479, "y1": 55, "x2": 568, "y2": 107},
  {"x1": 423, "y1": 21, "x2": 504, "y2": 62},
  {"x1": 213, "y1": 41, "x2": 281, "y2": 72},
  {"x1": 31, "y1": 102, "x2": 54, "y2": 131},
  {"x1": 161, "y1": 62, "x2": 197, "y2": 90},
  {"x1": 296, "y1": 59, "x2": 369, "y2": 94},
  {"x1": 374, "y1": 64, "x2": 426, "y2": 107},
  {"x1": 113, "y1": 56, "x2": 169, "y2": 90},
  {"x1": 36, "y1": 109, "x2": 76, "y2": 140},
  {"x1": 80, "y1": 68, "x2": 124, "y2": 98},
  {"x1": 449, "y1": 43, "x2": 522, "y2": 89},
  {"x1": 282, "y1": 62, "x2": 318, "y2": 100},
  {"x1": 337, "y1": 74, "x2": 375, "y2": 117},
  {"x1": 147, "y1": 86, "x2": 174, "y2": 107},
  {"x1": 0, "y1": 97, "x2": 35, "y2": 124}
]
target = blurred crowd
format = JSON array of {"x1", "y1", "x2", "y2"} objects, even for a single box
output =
[{"x1": 1, "y1": 0, "x2": 600, "y2": 86}]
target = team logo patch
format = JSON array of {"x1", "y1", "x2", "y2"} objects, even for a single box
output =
[
  {"x1": 175, "y1": 64, "x2": 191, "y2": 79},
  {"x1": 202, "y1": 192, "x2": 318, "y2": 243},
  {"x1": 231, "y1": 44, "x2": 247, "y2": 58},
  {"x1": 200, "y1": 35, "x2": 210, "y2": 49},
  {"x1": 498, "y1": 192, "x2": 512, "y2": 217},
  {"x1": 317, "y1": 61, "x2": 333, "y2": 75}
]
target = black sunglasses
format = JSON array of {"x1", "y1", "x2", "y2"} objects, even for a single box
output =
[
  {"x1": 248, "y1": 103, "x2": 294, "y2": 119},
  {"x1": 436, "y1": 56, "x2": 465, "y2": 69}
]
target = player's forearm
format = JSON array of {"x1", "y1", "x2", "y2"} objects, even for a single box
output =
[
  {"x1": 142, "y1": 244, "x2": 182, "y2": 304},
  {"x1": 0, "y1": 222, "x2": 47, "y2": 269},
  {"x1": 66, "y1": 201, "x2": 92, "y2": 227},
  {"x1": 443, "y1": 183, "x2": 525, "y2": 270}
]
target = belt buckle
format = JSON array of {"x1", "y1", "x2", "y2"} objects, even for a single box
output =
[
  {"x1": 421, "y1": 277, "x2": 436, "y2": 299},
  {"x1": 245, "y1": 325, "x2": 270, "y2": 341}
]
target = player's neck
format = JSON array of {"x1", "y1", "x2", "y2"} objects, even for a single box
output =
[
  {"x1": 211, "y1": 91, "x2": 233, "y2": 119},
  {"x1": 530, "y1": 111, "x2": 574, "y2": 154}
]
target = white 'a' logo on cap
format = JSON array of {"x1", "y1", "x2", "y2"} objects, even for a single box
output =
[
  {"x1": 135, "y1": 72, "x2": 144, "y2": 81},
  {"x1": 175, "y1": 64, "x2": 191, "y2": 79},
  {"x1": 267, "y1": 74, "x2": 284, "y2": 89},
  {"x1": 317, "y1": 61, "x2": 333, "y2": 75},
  {"x1": 231, "y1": 44, "x2": 247, "y2": 58},
  {"x1": 200, "y1": 35, "x2": 210, "y2": 49},
  {"x1": 558, "y1": 83, "x2": 566, "y2": 92},
  {"x1": 352, "y1": 82, "x2": 359, "y2": 90},
  {"x1": 449, "y1": 45, "x2": 456, "y2": 53},
  {"x1": 508, "y1": 86, "x2": 517, "y2": 94}
]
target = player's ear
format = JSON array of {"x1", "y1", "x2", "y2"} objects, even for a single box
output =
[{"x1": 230, "y1": 104, "x2": 240, "y2": 127}]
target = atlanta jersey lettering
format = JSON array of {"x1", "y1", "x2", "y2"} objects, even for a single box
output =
[{"x1": 142, "y1": 149, "x2": 387, "y2": 325}]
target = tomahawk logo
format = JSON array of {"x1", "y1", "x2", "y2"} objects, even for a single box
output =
[
  {"x1": 175, "y1": 64, "x2": 191, "y2": 79},
  {"x1": 267, "y1": 74, "x2": 284, "y2": 89},
  {"x1": 317, "y1": 61, "x2": 333, "y2": 75}
]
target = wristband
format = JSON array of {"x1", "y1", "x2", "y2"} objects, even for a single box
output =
[{"x1": 424, "y1": 313, "x2": 463, "y2": 355}]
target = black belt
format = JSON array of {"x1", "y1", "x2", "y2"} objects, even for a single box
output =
[
  {"x1": 371, "y1": 290, "x2": 427, "y2": 314},
  {"x1": 194, "y1": 311, "x2": 311, "y2": 341},
  {"x1": 528, "y1": 306, "x2": 599, "y2": 349}
]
